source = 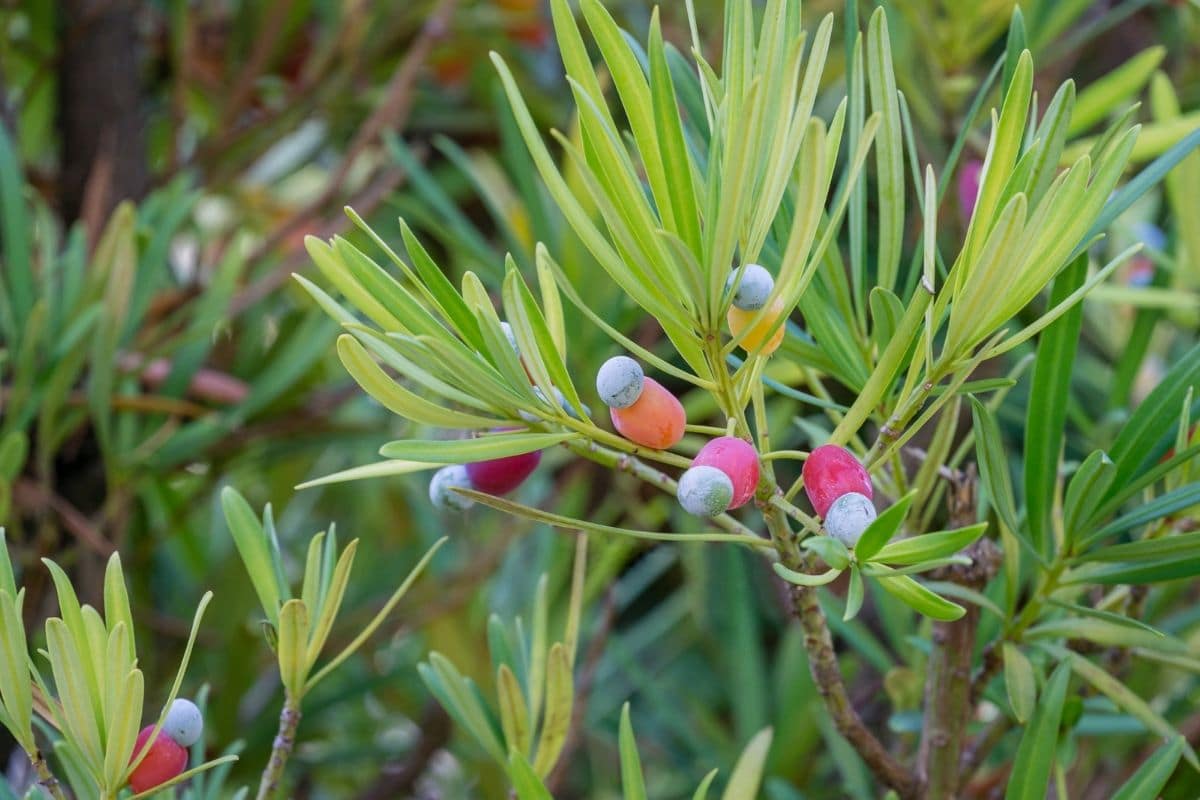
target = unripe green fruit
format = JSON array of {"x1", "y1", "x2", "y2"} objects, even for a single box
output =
[
  {"x1": 677, "y1": 465, "x2": 734, "y2": 517},
  {"x1": 726, "y1": 264, "x2": 774, "y2": 310},
  {"x1": 824, "y1": 492, "x2": 877, "y2": 546},
  {"x1": 429, "y1": 465, "x2": 475, "y2": 511},
  {"x1": 163, "y1": 698, "x2": 203, "y2": 748},
  {"x1": 596, "y1": 356, "x2": 644, "y2": 408}
]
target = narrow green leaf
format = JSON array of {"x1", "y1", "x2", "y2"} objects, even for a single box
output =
[
  {"x1": 721, "y1": 727, "x2": 773, "y2": 800},
  {"x1": 1052, "y1": 647, "x2": 1199, "y2": 768},
  {"x1": 873, "y1": 574, "x2": 965, "y2": 621},
  {"x1": 1002, "y1": 642, "x2": 1036, "y2": 723},
  {"x1": 969, "y1": 396, "x2": 1022, "y2": 537},
  {"x1": 873, "y1": 523, "x2": 987, "y2": 566},
  {"x1": 801, "y1": 536, "x2": 851, "y2": 570},
  {"x1": 277, "y1": 600, "x2": 310, "y2": 698},
  {"x1": 1111, "y1": 737, "x2": 1185, "y2": 800},
  {"x1": 855, "y1": 491, "x2": 917, "y2": 561},
  {"x1": 220, "y1": 487, "x2": 283, "y2": 625},
  {"x1": 304, "y1": 540, "x2": 358, "y2": 671},
  {"x1": 379, "y1": 432, "x2": 575, "y2": 463},
  {"x1": 508, "y1": 752, "x2": 554, "y2": 800},
  {"x1": 772, "y1": 563, "x2": 843, "y2": 587},
  {"x1": 102, "y1": 554, "x2": 135, "y2": 667},
  {"x1": 1082, "y1": 483, "x2": 1200, "y2": 549},
  {"x1": 844, "y1": 567, "x2": 865, "y2": 621},
  {"x1": 1075, "y1": 530, "x2": 1200, "y2": 564},
  {"x1": 305, "y1": 538, "x2": 446, "y2": 692},
  {"x1": 865, "y1": 8, "x2": 903, "y2": 293},
  {"x1": 1069, "y1": 47, "x2": 1165, "y2": 136},
  {"x1": 497, "y1": 665, "x2": 531, "y2": 758},
  {"x1": 618, "y1": 704, "x2": 648, "y2": 800},
  {"x1": 532, "y1": 643, "x2": 573, "y2": 777},
  {"x1": 1005, "y1": 661, "x2": 1071, "y2": 800},
  {"x1": 0, "y1": 591, "x2": 33, "y2": 751},
  {"x1": 1063, "y1": 451, "x2": 1115, "y2": 549},
  {"x1": 296, "y1": 459, "x2": 439, "y2": 490},
  {"x1": 337, "y1": 335, "x2": 502, "y2": 429}
]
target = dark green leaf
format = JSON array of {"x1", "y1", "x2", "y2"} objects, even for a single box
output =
[
  {"x1": 855, "y1": 491, "x2": 917, "y2": 562},
  {"x1": 1025, "y1": 254, "x2": 1087, "y2": 559},
  {"x1": 1005, "y1": 661, "x2": 1071, "y2": 800}
]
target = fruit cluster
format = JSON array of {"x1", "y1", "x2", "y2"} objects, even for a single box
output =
[
  {"x1": 427, "y1": 266, "x2": 791, "y2": 514},
  {"x1": 127, "y1": 698, "x2": 203, "y2": 793},
  {"x1": 802, "y1": 445, "x2": 876, "y2": 546}
]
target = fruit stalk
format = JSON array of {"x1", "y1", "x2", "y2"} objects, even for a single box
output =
[{"x1": 256, "y1": 695, "x2": 303, "y2": 800}]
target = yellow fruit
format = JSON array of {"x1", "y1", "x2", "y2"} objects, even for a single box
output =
[{"x1": 727, "y1": 298, "x2": 787, "y2": 355}]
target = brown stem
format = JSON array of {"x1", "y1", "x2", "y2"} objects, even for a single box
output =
[
  {"x1": 917, "y1": 604, "x2": 979, "y2": 797},
  {"x1": 790, "y1": 581, "x2": 920, "y2": 799},
  {"x1": 256, "y1": 695, "x2": 303, "y2": 800}
]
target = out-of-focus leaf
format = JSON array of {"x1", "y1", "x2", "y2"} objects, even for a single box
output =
[
  {"x1": 1069, "y1": 47, "x2": 1165, "y2": 135},
  {"x1": 509, "y1": 752, "x2": 553, "y2": 800},
  {"x1": 721, "y1": 727, "x2": 773, "y2": 800},
  {"x1": 1111, "y1": 737, "x2": 1185, "y2": 800},
  {"x1": 532, "y1": 643, "x2": 572, "y2": 776},
  {"x1": 618, "y1": 703, "x2": 648, "y2": 800}
]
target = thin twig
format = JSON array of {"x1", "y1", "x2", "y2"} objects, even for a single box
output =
[
  {"x1": 30, "y1": 750, "x2": 69, "y2": 800},
  {"x1": 256, "y1": 695, "x2": 303, "y2": 800}
]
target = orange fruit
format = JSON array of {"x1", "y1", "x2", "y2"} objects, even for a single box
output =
[
  {"x1": 727, "y1": 297, "x2": 787, "y2": 355},
  {"x1": 610, "y1": 377, "x2": 685, "y2": 450}
]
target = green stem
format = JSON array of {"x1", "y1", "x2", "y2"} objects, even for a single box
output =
[
  {"x1": 30, "y1": 750, "x2": 68, "y2": 800},
  {"x1": 256, "y1": 694, "x2": 303, "y2": 800}
]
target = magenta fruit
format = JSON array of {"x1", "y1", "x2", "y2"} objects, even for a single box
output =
[
  {"x1": 692, "y1": 436, "x2": 760, "y2": 509},
  {"x1": 802, "y1": 444, "x2": 873, "y2": 517}
]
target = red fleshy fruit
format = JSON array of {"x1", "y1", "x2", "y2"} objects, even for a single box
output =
[
  {"x1": 128, "y1": 725, "x2": 188, "y2": 793},
  {"x1": 465, "y1": 450, "x2": 542, "y2": 494},
  {"x1": 610, "y1": 377, "x2": 686, "y2": 450},
  {"x1": 802, "y1": 444, "x2": 873, "y2": 517},
  {"x1": 693, "y1": 437, "x2": 760, "y2": 508}
]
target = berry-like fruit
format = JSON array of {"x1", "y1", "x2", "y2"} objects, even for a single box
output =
[
  {"x1": 727, "y1": 297, "x2": 787, "y2": 356},
  {"x1": 726, "y1": 264, "x2": 774, "y2": 311},
  {"x1": 802, "y1": 444, "x2": 873, "y2": 517},
  {"x1": 128, "y1": 725, "x2": 188, "y2": 793},
  {"x1": 163, "y1": 698, "x2": 203, "y2": 748},
  {"x1": 824, "y1": 492, "x2": 877, "y2": 546},
  {"x1": 596, "y1": 356, "x2": 645, "y2": 409},
  {"x1": 465, "y1": 450, "x2": 541, "y2": 495},
  {"x1": 693, "y1": 437, "x2": 759, "y2": 508},
  {"x1": 677, "y1": 466, "x2": 735, "y2": 517},
  {"x1": 610, "y1": 377, "x2": 686, "y2": 450},
  {"x1": 429, "y1": 465, "x2": 476, "y2": 511}
]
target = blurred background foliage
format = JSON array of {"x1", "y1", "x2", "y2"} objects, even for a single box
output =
[{"x1": 0, "y1": 0, "x2": 1198, "y2": 797}]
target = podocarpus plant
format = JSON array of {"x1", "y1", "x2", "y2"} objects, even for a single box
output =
[
  {"x1": 299, "y1": 1, "x2": 1200, "y2": 797},
  {"x1": 219, "y1": 488, "x2": 445, "y2": 800},
  {"x1": 0, "y1": 529, "x2": 236, "y2": 799}
]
